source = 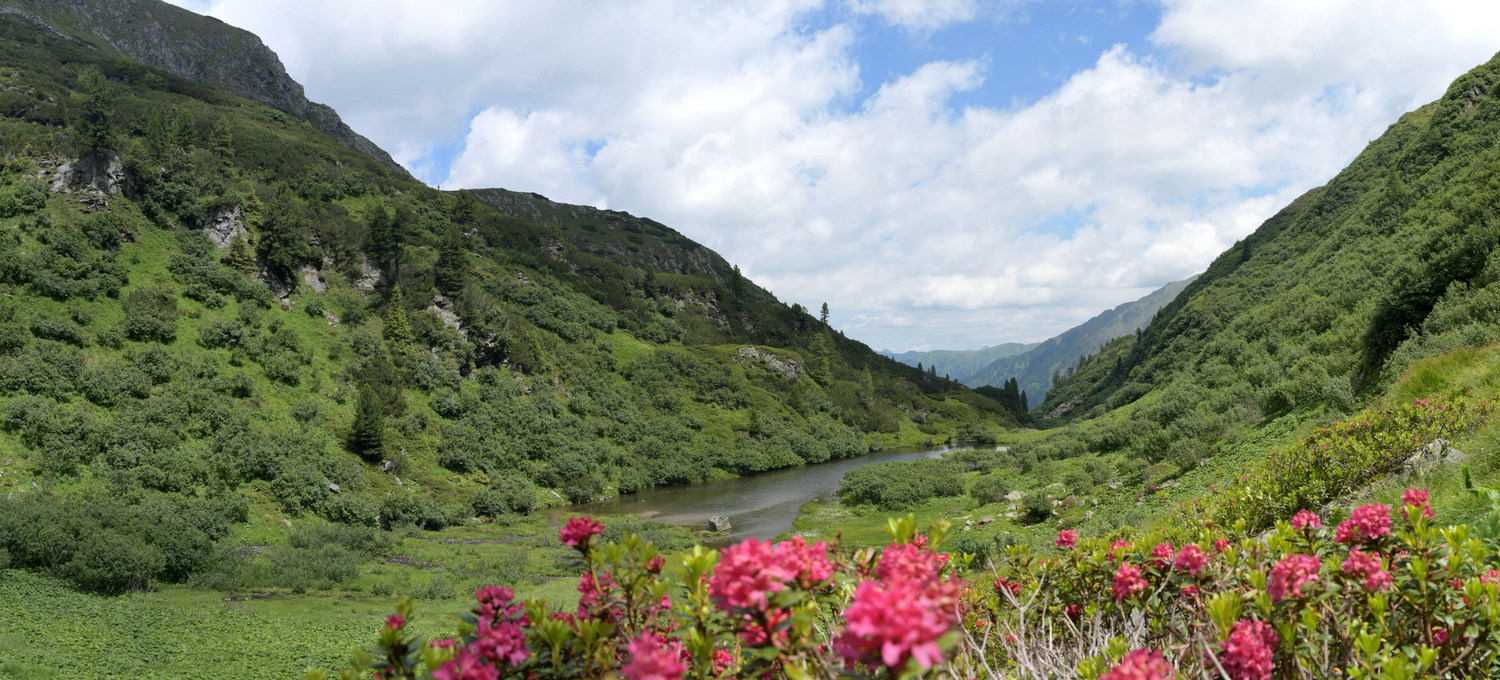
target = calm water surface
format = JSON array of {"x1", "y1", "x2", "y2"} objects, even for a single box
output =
[{"x1": 553, "y1": 445, "x2": 991, "y2": 543}]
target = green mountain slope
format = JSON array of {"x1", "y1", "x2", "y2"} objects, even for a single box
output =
[
  {"x1": 880, "y1": 343, "x2": 1038, "y2": 381},
  {"x1": 0, "y1": 0, "x2": 407, "y2": 173},
  {"x1": 963, "y1": 276, "x2": 1197, "y2": 397},
  {"x1": 0, "y1": 4, "x2": 1020, "y2": 593}
]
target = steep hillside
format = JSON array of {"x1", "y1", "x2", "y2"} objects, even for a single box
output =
[
  {"x1": 881, "y1": 342, "x2": 1037, "y2": 382},
  {"x1": 0, "y1": 0, "x2": 406, "y2": 173},
  {"x1": 964, "y1": 276, "x2": 1196, "y2": 397},
  {"x1": 0, "y1": 6, "x2": 1019, "y2": 595}
]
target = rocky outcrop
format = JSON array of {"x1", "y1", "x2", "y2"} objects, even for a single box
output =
[
  {"x1": 736, "y1": 346, "x2": 802, "y2": 380},
  {"x1": 708, "y1": 516, "x2": 732, "y2": 532},
  {"x1": 205, "y1": 207, "x2": 245, "y2": 248},
  {"x1": 0, "y1": 0, "x2": 407, "y2": 175}
]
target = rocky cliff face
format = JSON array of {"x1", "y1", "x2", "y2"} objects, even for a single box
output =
[{"x1": 0, "y1": 0, "x2": 407, "y2": 175}]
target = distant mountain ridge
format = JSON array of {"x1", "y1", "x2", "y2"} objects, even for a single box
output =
[
  {"x1": 963, "y1": 276, "x2": 1198, "y2": 398},
  {"x1": 0, "y1": 0, "x2": 407, "y2": 174},
  {"x1": 880, "y1": 343, "x2": 1037, "y2": 381}
]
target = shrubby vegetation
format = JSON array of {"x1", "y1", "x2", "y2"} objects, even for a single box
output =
[
  {"x1": 838, "y1": 459, "x2": 966, "y2": 510},
  {"x1": 0, "y1": 13, "x2": 1018, "y2": 595}
]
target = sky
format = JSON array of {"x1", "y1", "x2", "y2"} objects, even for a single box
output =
[{"x1": 166, "y1": 0, "x2": 1500, "y2": 352}]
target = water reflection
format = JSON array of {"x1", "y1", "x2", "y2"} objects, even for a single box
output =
[{"x1": 551, "y1": 445, "x2": 993, "y2": 543}]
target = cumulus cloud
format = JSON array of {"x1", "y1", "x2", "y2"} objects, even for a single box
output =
[{"x1": 171, "y1": 0, "x2": 1500, "y2": 351}]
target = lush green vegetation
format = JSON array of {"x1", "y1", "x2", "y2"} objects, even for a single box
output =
[{"x1": 0, "y1": 10, "x2": 1022, "y2": 600}]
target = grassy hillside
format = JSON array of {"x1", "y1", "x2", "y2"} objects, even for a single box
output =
[
  {"x1": 881, "y1": 342, "x2": 1037, "y2": 383},
  {"x1": 0, "y1": 9, "x2": 1023, "y2": 597},
  {"x1": 794, "y1": 49, "x2": 1500, "y2": 554},
  {"x1": 964, "y1": 276, "x2": 1197, "y2": 397}
]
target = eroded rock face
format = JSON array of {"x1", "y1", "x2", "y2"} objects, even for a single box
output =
[
  {"x1": 299, "y1": 266, "x2": 326, "y2": 294},
  {"x1": 355, "y1": 256, "x2": 383, "y2": 292},
  {"x1": 44, "y1": 153, "x2": 124, "y2": 195},
  {"x1": 736, "y1": 346, "x2": 802, "y2": 380},
  {"x1": 205, "y1": 207, "x2": 246, "y2": 248},
  {"x1": 426, "y1": 295, "x2": 465, "y2": 336}
]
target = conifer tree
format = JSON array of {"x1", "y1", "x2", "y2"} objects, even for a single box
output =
[
  {"x1": 349, "y1": 385, "x2": 384, "y2": 455},
  {"x1": 731, "y1": 265, "x2": 743, "y2": 296},
  {"x1": 173, "y1": 108, "x2": 196, "y2": 150},
  {"x1": 223, "y1": 232, "x2": 255, "y2": 272},
  {"x1": 383, "y1": 286, "x2": 414, "y2": 349},
  {"x1": 451, "y1": 189, "x2": 478, "y2": 225},
  {"x1": 368, "y1": 204, "x2": 406, "y2": 278},
  {"x1": 819, "y1": 302, "x2": 829, "y2": 324},
  {"x1": 145, "y1": 110, "x2": 172, "y2": 162},
  {"x1": 257, "y1": 187, "x2": 307, "y2": 278},
  {"x1": 210, "y1": 117, "x2": 233, "y2": 156},
  {"x1": 74, "y1": 71, "x2": 115, "y2": 154},
  {"x1": 437, "y1": 226, "x2": 468, "y2": 294}
]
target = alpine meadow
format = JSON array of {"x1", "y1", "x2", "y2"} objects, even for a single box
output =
[{"x1": 4, "y1": 2, "x2": 1500, "y2": 680}]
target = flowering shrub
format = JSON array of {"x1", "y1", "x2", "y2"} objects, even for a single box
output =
[
  {"x1": 305, "y1": 514, "x2": 971, "y2": 680},
  {"x1": 1180, "y1": 396, "x2": 1494, "y2": 534},
  {"x1": 978, "y1": 490, "x2": 1500, "y2": 678}
]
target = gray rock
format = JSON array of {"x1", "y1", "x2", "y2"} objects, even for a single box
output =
[
  {"x1": 355, "y1": 255, "x2": 383, "y2": 292},
  {"x1": 300, "y1": 266, "x2": 327, "y2": 294},
  {"x1": 709, "y1": 515, "x2": 732, "y2": 532},
  {"x1": 206, "y1": 206, "x2": 246, "y2": 248},
  {"x1": 328, "y1": 482, "x2": 341, "y2": 494}
]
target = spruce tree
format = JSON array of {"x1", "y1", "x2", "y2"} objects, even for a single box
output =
[
  {"x1": 819, "y1": 302, "x2": 829, "y2": 324},
  {"x1": 436, "y1": 225, "x2": 468, "y2": 294},
  {"x1": 74, "y1": 71, "x2": 115, "y2": 154},
  {"x1": 145, "y1": 110, "x2": 172, "y2": 162},
  {"x1": 349, "y1": 385, "x2": 384, "y2": 455},
  {"x1": 210, "y1": 117, "x2": 233, "y2": 156},
  {"x1": 731, "y1": 265, "x2": 743, "y2": 296},
  {"x1": 383, "y1": 286, "x2": 414, "y2": 349},
  {"x1": 451, "y1": 189, "x2": 478, "y2": 225},
  {"x1": 173, "y1": 108, "x2": 196, "y2": 150},
  {"x1": 257, "y1": 187, "x2": 307, "y2": 278},
  {"x1": 223, "y1": 232, "x2": 255, "y2": 272}
]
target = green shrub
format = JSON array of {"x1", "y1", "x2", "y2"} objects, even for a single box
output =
[
  {"x1": 122, "y1": 287, "x2": 178, "y2": 343},
  {"x1": 969, "y1": 473, "x2": 1011, "y2": 505},
  {"x1": 320, "y1": 493, "x2": 380, "y2": 527},
  {"x1": 837, "y1": 459, "x2": 965, "y2": 510},
  {"x1": 470, "y1": 476, "x2": 538, "y2": 517},
  {"x1": 29, "y1": 313, "x2": 86, "y2": 345},
  {"x1": 379, "y1": 494, "x2": 448, "y2": 530},
  {"x1": 287, "y1": 523, "x2": 395, "y2": 555}
]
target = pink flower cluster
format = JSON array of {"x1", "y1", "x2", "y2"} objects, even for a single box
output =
[
  {"x1": 559, "y1": 516, "x2": 605, "y2": 549},
  {"x1": 1056, "y1": 529, "x2": 1077, "y2": 549},
  {"x1": 1101, "y1": 649, "x2": 1177, "y2": 680},
  {"x1": 1218, "y1": 619, "x2": 1277, "y2": 680},
  {"x1": 1113, "y1": 562, "x2": 1148, "y2": 602},
  {"x1": 432, "y1": 587, "x2": 531, "y2": 680},
  {"x1": 1335, "y1": 503, "x2": 1392, "y2": 544},
  {"x1": 1341, "y1": 549, "x2": 1392, "y2": 592},
  {"x1": 1290, "y1": 509, "x2": 1321, "y2": 530},
  {"x1": 1172, "y1": 544, "x2": 1208, "y2": 575},
  {"x1": 620, "y1": 632, "x2": 687, "y2": 680},
  {"x1": 1401, "y1": 488, "x2": 1434, "y2": 520},
  {"x1": 1149, "y1": 542, "x2": 1175, "y2": 568},
  {"x1": 1267, "y1": 553, "x2": 1320, "y2": 600},
  {"x1": 836, "y1": 539, "x2": 963, "y2": 672},
  {"x1": 708, "y1": 535, "x2": 832, "y2": 612}
]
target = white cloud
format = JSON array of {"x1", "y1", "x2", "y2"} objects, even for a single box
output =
[
  {"x1": 847, "y1": 0, "x2": 979, "y2": 30},
  {"x1": 169, "y1": 0, "x2": 1500, "y2": 352}
]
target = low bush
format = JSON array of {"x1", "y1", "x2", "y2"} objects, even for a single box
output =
[
  {"x1": 837, "y1": 459, "x2": 965, "y2": 510},
  {"x1": 1184, "y1": 395, "x2": 1495, "y2": 534},
  {"x1": 470, "y1": 476, "x2": 538, "y2": 517}
]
